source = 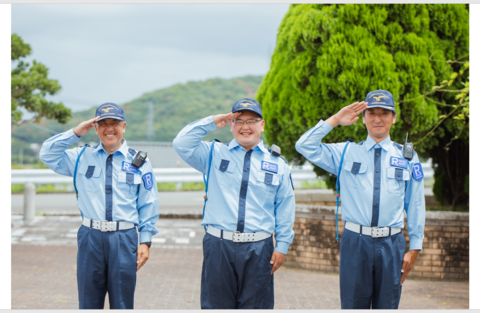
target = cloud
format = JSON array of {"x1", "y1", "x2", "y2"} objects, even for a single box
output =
[{"x1": 12, "y1": 4, "x2": 290, "y2": 111}]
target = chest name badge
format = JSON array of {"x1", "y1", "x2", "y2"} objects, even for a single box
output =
[
  {"x1": 142, "y1": 173, "x2": 154, "y2": 190},
  {"x1": 412, "y1": 163, "x2": 424, "y2": 181},
  {"x1": 390, "y1": 157, "x2": 408, "y2": 169},
  {"x1": 122, "y1": 161, "x2": 139, "y2": 174},
  {"x1": 261, "y1": 161, "x2": 278, "y2": 174}
]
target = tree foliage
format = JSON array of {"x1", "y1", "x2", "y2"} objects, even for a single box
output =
[
  {"x1": 257, "y1": 4, "x2": 469, "y2": 207},
  {"x1": 11, "y1": 34, "x2": 71, "y2": 125}
]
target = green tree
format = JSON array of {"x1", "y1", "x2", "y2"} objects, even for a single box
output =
[
  {"x1": 257, "y1": 4, "x2": 469, "y2": 208},
  {"x1": 11, "y1": 34, "x2": 71, "y2": 125}
]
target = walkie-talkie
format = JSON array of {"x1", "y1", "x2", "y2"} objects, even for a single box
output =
[
  {"x1": 132, "y1": 151, "x2": 147, "y2": 168},
  {"x1": 270, "y1": 144, "x2": 281, "y2": 157},
  {"x1": 403, "y1": 133, "x2": 414, "y2": 160}
]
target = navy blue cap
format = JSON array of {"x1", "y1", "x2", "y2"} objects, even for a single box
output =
[
  {"x1": 365, "y1": 90, "x2": 395, "y2": 111},
  {"x1": 95, "y1": 102, "x2": 125, "y2": 122},
  {"x1": 231, "y1": 98, "x2": 263, "y2": 118}
]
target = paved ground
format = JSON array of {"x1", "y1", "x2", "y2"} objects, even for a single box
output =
[{"x1": 12, "y1": 216, "x2": 468, "y2": 309}]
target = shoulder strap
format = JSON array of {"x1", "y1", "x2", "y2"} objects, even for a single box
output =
[
  {"x1": 73, "y1": 145, "x2": 90, "y2": 201},
  {"x1": 335, "y1": 140, "x2": 353, "y2": 242},
  {"x1": 128, "y1": 148, "x2": 137, "y2": 156},
  {"x1": 202, "y1": 139, "x2": 220, "y2": 232}
]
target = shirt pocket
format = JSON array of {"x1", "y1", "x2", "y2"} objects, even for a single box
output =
[
  {"x1": 214, "y1": 158, "x2": 237, "y2": 187},
  {"x1": 387, "y1": 167, "x2": 410, "y2": 194},
  {"x1": 118, "y1": 171, "x2": 142, "y2": 194},
  {"x1": 343, "y1": 161, "x2": 368, "y2": 190},
  {"x1": 256, "y1": 172, "x2": 280, "y2": 206},
  {"x1": 77, "y1": 164, "x2": 102, "y2": 193}
]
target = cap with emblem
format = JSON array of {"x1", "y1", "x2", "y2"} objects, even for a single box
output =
[
  {"x1": 231, "y1": 98, "x2": 263, "y2": 118},
  {"x1": 365, "y1": 90, "x2": 395, "y2": 111},
  {"x1": 95, "y1": 102, "x2": 125, "y2": 122}
]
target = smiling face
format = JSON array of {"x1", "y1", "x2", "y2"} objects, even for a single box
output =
[
  {"x1": 230, "y1": 110, "x2": 265, "y2": 151},
  {"x1": 94, "y1": 118, "x2": 126, "y2": 154},
  {"x1": 362, "y1": 108, "x2": 396, "y2": 141}
]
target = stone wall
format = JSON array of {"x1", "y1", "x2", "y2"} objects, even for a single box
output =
[{"x1": 285, "y1": 205, "x2": 469, "y2": 281}]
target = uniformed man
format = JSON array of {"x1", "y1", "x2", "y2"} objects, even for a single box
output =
[
  {"x1": 173, "y1": 98, "x2": 295, "y2": 309},
  {"x1": 295, "y1": 90, "x2": 425, "y2": 309},
  {"x1": 39, "y1": 102, "x2": 159, "y2": 309}
]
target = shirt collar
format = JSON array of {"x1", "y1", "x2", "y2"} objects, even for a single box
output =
[
  {"x1": 227, "y1": 139, "x2": 269, "y2": 153},
  {"x1": 365, "y1": 135, "x2": 392, "y2": 152},
  {"x1": 94, "y1": 138, "x2": 129, "y2": 157}
]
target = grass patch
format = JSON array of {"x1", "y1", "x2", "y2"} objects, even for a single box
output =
[
  {"x1": 11, "y1": 183, "x2": 73, "y2": 193},
  {"x1": 427, "y1": 205, "x2": 469, "y2": 212},
  {"x1": 298, "y1": 180, "x2": 328, "y2": 189},
  {"x1": 180, "y1": 182, "x2": 205, "y2": 191},
  {"x1": 156, "y1": 182, "x2": 204, "y2": 191}
]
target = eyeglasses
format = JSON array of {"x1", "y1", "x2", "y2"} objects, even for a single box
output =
[
  {"x1": 232, "y1": 119, "x2": 262, "y2": 126},
  {"x1": 97, "y1": 120, "x2": 124, "y2": 127}
]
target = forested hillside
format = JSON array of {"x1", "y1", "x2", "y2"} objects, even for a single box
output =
[{"x1": 12, "y1": 75, "x2": 263, "y2": 163}]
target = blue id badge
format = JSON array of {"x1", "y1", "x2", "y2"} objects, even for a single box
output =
[
  {"x1": 261, "y1": 161, "x2": 278, "y2": 173},
  {"x1": 122, "y1": 161, "x2": 139, "y2": 174},
  {"x1": 390, "y1": 157, "x2": 408, "y2": 169},
  {"x1": 412, "y1": 163, "x2": 424, "y2": 181}
]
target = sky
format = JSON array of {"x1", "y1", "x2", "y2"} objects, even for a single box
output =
[{"x1": 11, "y1": 4, "x2": 290, "y2": 112}]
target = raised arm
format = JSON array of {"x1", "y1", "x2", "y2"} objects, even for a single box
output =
[
  {"x1": 172, "y1": 112, "x2": 240, "y2": 173},
  {"x1": 295, "y1": 102, "x2": 367, "y2": 174}
]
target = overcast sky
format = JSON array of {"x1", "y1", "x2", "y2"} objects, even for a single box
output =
[{"x1": 12, "y1": 4, "x2": 290, "y2": 112}]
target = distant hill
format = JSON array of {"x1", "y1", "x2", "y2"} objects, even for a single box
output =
[{"x1": 12, "y1": 75, "x2": 264, "y2": 162}]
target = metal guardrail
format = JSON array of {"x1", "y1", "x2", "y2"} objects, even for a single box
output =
[{"x1": 11, "y1": 163, "x2": 433, "y2": 185}]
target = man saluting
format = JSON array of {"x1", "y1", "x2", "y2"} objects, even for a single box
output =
[
  {"x1": 173, "y1": 98, "x2": 295, "y2": 309},
  {"x1": 40, "y1": 102, "x2": 159, "y2": 309},
  {"x1": 295, "y1": 90, "x2": 425, "y2": 309}
]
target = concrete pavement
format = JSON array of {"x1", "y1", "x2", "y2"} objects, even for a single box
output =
[{"x1": 11, "y1": 216, "x2": 469, "y2": 309}]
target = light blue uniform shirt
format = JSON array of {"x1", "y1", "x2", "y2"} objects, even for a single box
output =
[
  {"x1": 173, "y1": 116, "x2": 296, "y2": 255},
  {"x1": 295, "y1": 120, "x2": 425, "y2": 250},
  {"x1": 39, "y1": 129, "x2": 159, "y2": 243}
]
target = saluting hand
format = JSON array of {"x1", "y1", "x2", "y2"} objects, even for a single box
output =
[
  {"x1": 212, "y1": 112, "x2": 242, "y2": 129},
  {"x1": 73, "y1": 116, "x2": 100, "y2": 137},
  {"x1": 326, "y1": 101, "x2": 368, "y2": 127}
]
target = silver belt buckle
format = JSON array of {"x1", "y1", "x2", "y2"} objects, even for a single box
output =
[
  {"x1": 101, "y1": 221, "x2": 115, "y2": 232},
  {"x1": 232, "y1": 231, "x2": 242, "y2": 243},
  {"x1": 371, "y1": 227, "x2": 389, "y2": 238}
]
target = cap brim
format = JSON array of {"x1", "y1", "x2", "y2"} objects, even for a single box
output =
[
  {"x1": 366, "y1": 105, "x2": 395, "y2": 111},
  {"x1": 232, "y1": 108, "x2": 262, "y2": 118},
  {"x1": 95, "y1": 116, "x2": 125, "y2": 123}
]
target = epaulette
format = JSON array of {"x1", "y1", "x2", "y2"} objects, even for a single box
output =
[
  {"x1": 279, "y1": 155, "x2": 288, "y2": 164},
  {"x1": 93, "y1": 144, "x2": 99, "y2": 149},
  {"x1": 128, "y1": 148, "x2": 137, "y2": 156},
  {"x1": 393, "y1": 142, "x2": 403, "y2": 151},
  {"x1": 357, "y1": 140, "x2": 364, "y2": 145}
]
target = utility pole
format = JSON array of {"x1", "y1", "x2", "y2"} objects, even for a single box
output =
[{"x1": 146, "y1": 101, "x2": 154, "y2": 141}]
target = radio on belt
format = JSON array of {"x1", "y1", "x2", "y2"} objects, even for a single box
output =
[
  {"x1": 403, "y1": 133, "x2": 414, "y2": 160},
  {"x1": 132, "y1": 151, "x2": 147, "y2": 168}
]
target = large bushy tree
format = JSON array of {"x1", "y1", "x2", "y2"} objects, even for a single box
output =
[
  {"x1": 257, "y1": 4, "x2": 469, "y2": 208},
  {"x1": 11, "y1": 34, "x2": 71, "y2": 125}
]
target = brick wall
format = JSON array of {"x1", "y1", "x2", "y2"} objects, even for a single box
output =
[{"x1": 285, "y1": 205, "x2": 469, "y2": 281}]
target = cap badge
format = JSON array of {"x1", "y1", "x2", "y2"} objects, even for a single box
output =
[
  {"x1": 238, "y1": 100, "x2": 255, "y2": 108},
  {"x1": 369, "y1": 93, "x2": 390, "y2": 104},
  {"x1": 101, "y1": 107, "x2": 115, "y2": 113}
]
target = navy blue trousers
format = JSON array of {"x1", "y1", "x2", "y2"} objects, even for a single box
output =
[
  {"x1": 201, "y1": 233, "x2": 275, "y2": 309},
  {"x1": 77, "y1": 225, "x2": 138, "y2": 309},
  {"x1": 339, "y1": 228, "x2": 407, "y2": 309}
]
